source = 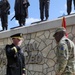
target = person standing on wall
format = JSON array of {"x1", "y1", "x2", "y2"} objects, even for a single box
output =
[
  {"x1": 5, "y1": 33, "x2": 26, "y2": 75},
  {"x1": 67, "y1": 0, "x2": 75, "y2": 15},
  {"x1": 0, "y1": 0, "x2": 10, "y2": 30},
  {"x1": 39, "y1": 0, "x2": 50, "y2": 21},
  {"x1": 53, "y1": 27, "x2": 75, "y2": 75},
  {"x1": 14, "y1": 0, "x2": 30, "y2": 26}
]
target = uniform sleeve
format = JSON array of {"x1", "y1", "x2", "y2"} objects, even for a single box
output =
[
  {"x1": 4, "y1": 1, "x2": 10, "y2": 12},
  {"x1": 7, "y1": 1, "x2": 10, "y2": 10},
  {"x1": 57, "y1": 42, "x2": 69, "y2": 74},
  {"x1": 5, "y1": 45, "x2": 18, "y2": 57},
  {"x1": 22, "y1": 53, "x2": 26, "y2": 74},
  {"x1": 23, "y1": 0, "x2": 30, "y2": 8}
]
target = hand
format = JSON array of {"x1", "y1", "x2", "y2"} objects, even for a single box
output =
[
  {"x1": 22, "y1": 74, "x2": 25, "y2": 75},
  {"x1": 4, "y1": 10, "x2": 6, "y2": 13},
  {"x1": 56, "y1": 73, "x2": 61, "y2": 75}
]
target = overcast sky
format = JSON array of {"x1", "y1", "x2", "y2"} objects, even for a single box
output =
[{"x1": 0, "y1": 0, "x2": 75, "y2": 30}]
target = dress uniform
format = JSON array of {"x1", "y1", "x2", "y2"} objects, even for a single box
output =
[
  {"x1": 5, "y1": 33, "x2": 26, "y2": 75},
  {"x1": 14, "y1": 0, "x2": 30, "y2": 26},
  {"x1": 53, "y1": 27, "x2": 75, "y2": 75},
  {"x1": 39, "y1": 0, "x2": 50, "y2": 21},
  {"x1": 0, "y1": 0, "x2": 10, "y2": 30},
  {"x1": 67, "y1": 0, "x2": 75, "y2": 15}
]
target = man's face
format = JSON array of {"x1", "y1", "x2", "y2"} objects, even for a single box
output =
[
  {"x1": 54, "y1": 31, "x2": 64, "y2": 43},
  {"x1": 54, "y1": 32, "x2": 60, "y2": 43},
  {"x1": 12, "y1": 38, "x2": 22, "y2": 46}
]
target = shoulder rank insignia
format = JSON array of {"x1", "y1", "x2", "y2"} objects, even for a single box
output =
[{"x1": 60, "y1": 46, "x2": 64, "y2": 50}]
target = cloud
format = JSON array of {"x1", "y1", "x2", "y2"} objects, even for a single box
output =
[
  {"x1": 9, "y1": 18, "x2": 40, "y2": 28},
  {"x1": 65, "y1": 3, "x2": 67, "y2": 9},
  {"x1": 8, "y1": 12, "x2": 40, "y2": 26},
  {"x1": 11, "y1": 17, "x2": 40, "y2": 27},
  {"x1": 59, "y1": 11, "x2": 65, "y2": 14},
  {"x1": 59, "y1": 3, "x2": 67, "y2": 15},
  {"x1": 26, "y1": 17, "x2": 40, "y2": 26}
]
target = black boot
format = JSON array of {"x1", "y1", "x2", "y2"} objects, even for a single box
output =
[
  {"x1": 46, "y1": 17, "x2": 48, "y2": 20},
  {"x1": 19, "y1": 21, "x2": 22, "y2": 26},
  {"x1": 2, "y1": 26, "x2": 4, "y2": 30},
  {"x1": 23, "y1": 20, "x2": 25, "y2": 26},
  {"x1": 6, "y1": 26, "x2": 8, "y2": 30},
  {"x1": 41, "y1": 18, "x2": 44, "y2": 21}
]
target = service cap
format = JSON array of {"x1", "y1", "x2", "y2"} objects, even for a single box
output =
[
  {"x1": 53, "y1": 27, "x2": 66, "y2": 37},
  {"x1": 10, "y1": 33, "x2": 23, "y2": 40}
]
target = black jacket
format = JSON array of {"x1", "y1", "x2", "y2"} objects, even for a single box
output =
[
  {"x1": 14, "y1": 0, "x2": 30, "y2": 20},
  {"x1": 0, "y1": 0, "x2": 10, "y2": 14},
  {"x1": 5, "y1": 43, "x2": 25, "y2": 75}
]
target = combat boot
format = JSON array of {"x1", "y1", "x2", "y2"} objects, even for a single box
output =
[
  {"x1": 46, "y1": 17, "x2": 48, "y2": 20},
  {"x1": 41, "y1": 18, "x2": 44, "y2": 21},
  {"x1": 2, "y1": 26, "x2": 4, "y2": 30},
  {"x1": 5, "y1": 26, "x2": 8, "y2": 30}
]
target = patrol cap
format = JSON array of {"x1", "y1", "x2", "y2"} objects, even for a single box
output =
[
  {"x1": 10, "y1": 33, "x2": 23, "y2": 40},
  {"x1": 53, "y1": 27, "x2": 66, "y2": 37}
]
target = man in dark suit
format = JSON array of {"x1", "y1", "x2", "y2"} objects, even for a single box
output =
[
  {"x1": 67, "y1": 0, "x2": 75, "y2": 15},
  {"x1": 14, "y1": 0, "x2": 30, "y2": 26},
  {"x1": 5, "y1": 33, "x2": 26, "y2": 75},
  {"x1": 39, "y1": 0, "x2": 50, "y2": 21},
  {"x1": 0, "y1": 0, "x2": 10, "y2": 30},
  {"x1": 73, "y1": 0, "x2": 75, "y2": 9}
]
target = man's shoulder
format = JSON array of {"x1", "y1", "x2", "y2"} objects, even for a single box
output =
[
  {"x1": 60, "y1": 37, "x2": 73, "y2": 44},
  {"x1": 6, "y1": 44, "x2": 11, "y2": 46},
  {"x1": 5, "y1": 44, "x2": 14, "y2": 48},
  {"x1": 59, "y1": 38, "x2": 67, "y2": 44},
  {"x1": 59, "y1": 37, "x2": 70, "y2": 46},
  {"x1": 63, "y1": 37, "x2": 75, "y2": 48}
]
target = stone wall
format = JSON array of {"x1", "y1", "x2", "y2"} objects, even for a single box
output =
[{"x1": 0, "y1": 15, "x2": 75, "y2": 75}]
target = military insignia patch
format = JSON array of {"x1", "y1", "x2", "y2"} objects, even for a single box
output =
[{"x1": 60, "y1": 46, "x2": 64, "y2": 50}]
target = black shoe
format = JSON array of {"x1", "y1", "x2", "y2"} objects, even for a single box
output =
[
  {"x1": 46, "y1": 17, "x2": 48, "y2": 20},
  {"x1": 5, "y1": 26, "x2": 8, "y2": 30},
  {"x1": 41, "y1": 18, "x2": 44, "y2": 21},
  {"x1": 67, "y1": 12, "x2": 70, "y2": 15},
  {"x1": 2, "y1": 27, "x2": 4, "y2": 30}
]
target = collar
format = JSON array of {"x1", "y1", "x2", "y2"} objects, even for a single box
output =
[{"x1": 58, "y1": 36, "x2": 67, "y2": 44}]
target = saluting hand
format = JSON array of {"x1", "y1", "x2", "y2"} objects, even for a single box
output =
[
  {"x1": 56, "y1": 73, "x2": 61, "y2": 75},
  {"x1": 22, "y1": 74, "x2": 25, "y2": 75}
]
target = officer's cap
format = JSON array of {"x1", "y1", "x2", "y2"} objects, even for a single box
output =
[
  {"x1": 53, "y1": 27, "x2": 66, "y2": 37},
  {"x1": 10, "y1": 33, "x2": 23, "y2": 40}
]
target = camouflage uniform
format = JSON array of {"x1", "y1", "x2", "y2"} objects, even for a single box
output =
[
  {"x1": 53, "y1": 27, "x2": 75, "y2": 75},
  {"x1": 56, "y1": 36, "x2": 75, "y2": 75},
  {"x1": 39, "y1": 0, "x2": 50, "y2": 21}
]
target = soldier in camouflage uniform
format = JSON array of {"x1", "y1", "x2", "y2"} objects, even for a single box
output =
[
  {"x1": 53, "y1": 27, "x2": 75, "y2": 75},
  {"x1": 39, "y1": 0, "x2": 50, "y2": 21},
  {"x1": 0, "y1": 0, "x2": 10, "y2": 30}
]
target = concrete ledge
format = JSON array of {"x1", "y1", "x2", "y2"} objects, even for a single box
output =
[{"x1": 0, "y1": 14, "x2": 75, "y2": 39}]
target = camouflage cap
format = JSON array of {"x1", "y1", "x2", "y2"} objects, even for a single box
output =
[{"x1": 53, "y1": 27, "x2": 66, "y2": 37}]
